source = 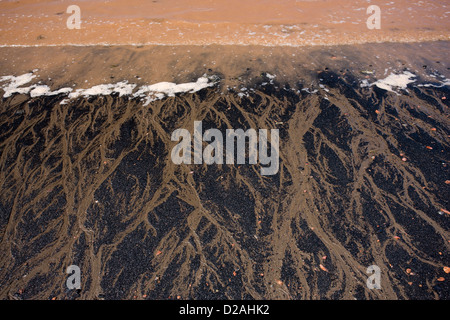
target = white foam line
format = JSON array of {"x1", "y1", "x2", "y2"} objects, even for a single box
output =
[
  {"x1": 372, "y1": 71, "x2": 417, "y2": 92},
  {"x1": 0, "y1": 72, "x2": 36, "y2": 97},
  {"x1": 0, "y1": 72, "x2": 218, "y2": 104},
  {"x1": 68, "y1": 81, "x2": 136, "y2": 99},
  {"x1": 361, "y1": 71, "x2": 450, "y2": 93},
  {"x1": 30, "y1": 85, "x2": 73, "y2": 98},
  {"x1": 133, "y1": 76, "x2": 216, "y2": 106},
  {"x1": 0, "y1": 36, "x2": 449, "y2": 48},
  {"x1": 417, "y1": 80, "x2": 450, "y2": 88}
]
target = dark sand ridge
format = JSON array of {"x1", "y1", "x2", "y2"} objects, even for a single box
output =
[{"x1": 0, "y1": 42, "x2": 449, "y2": 300}]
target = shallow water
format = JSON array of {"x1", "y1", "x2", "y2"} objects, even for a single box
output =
[{"x1": 0, "y1": 0, "x2": 449, "y2": 46}]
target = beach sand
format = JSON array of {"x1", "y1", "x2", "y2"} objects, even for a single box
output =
[{"x1": 0, "y1": 1, "x2": 449, "y2": 301}]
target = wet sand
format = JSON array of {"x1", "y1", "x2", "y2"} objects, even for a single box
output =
[
  {"x1": 0, "y1": 41, "x2": 449, "y2": 300},
  {"x1": 0, "y1": 41, "x2": 449, "y2": 93}
]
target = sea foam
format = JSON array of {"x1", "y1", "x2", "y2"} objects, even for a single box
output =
[{"x1": 0, "y1": 71, "x2": 218, "y2": 105}]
